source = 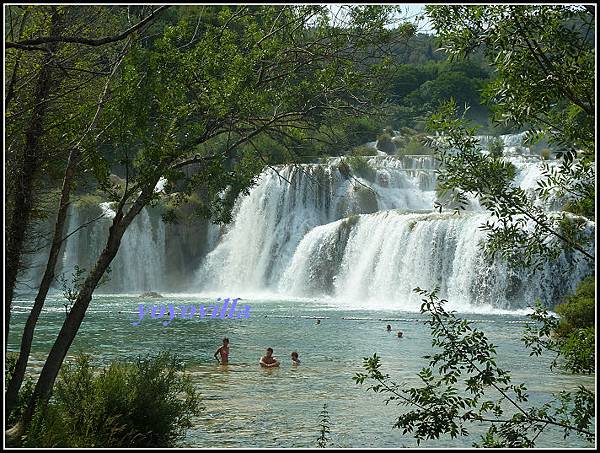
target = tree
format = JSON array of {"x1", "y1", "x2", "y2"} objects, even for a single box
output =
[
  {"x1": 7, "y1": 4, "x2": 414, "y2": 439},
  {"x1": 423, "y1": 4, "x2": 595, "y2": 270},
  {"x1": 426, "y1": 5, "x2": 595, "y2": 222},
  {"x1": 4, "y1": 5, "x2": 170, "y2": 423},
  {"x1": 426, "y1": 101, "x2": 594, "y2": 271},
  {"x1": 354, "y1": 5, "x2": 595, "y2": 447}
]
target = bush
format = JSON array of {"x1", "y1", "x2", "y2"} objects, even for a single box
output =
[
  {"x1": 559, "y1": 327, "x2": 595, "y2": 374},
  {"x1": 554, "y1": 276, "x2": 595, "y2": 374},
  {"x1": 347, "y1": 156, "x2": 376, "y2": 181},
  {"x1": 392, "y1": 135, "x2": 409, "y2": 148},
  {"x1": 563, "y1": 197, "x2": 595, "y2": 220},
  {"x1": 23, "y1": 352, "x2": 202, "y2": 447},
  {"x1": 350, "y1": 145, "x2": 377, "y2": 157},
  {"x1": 397, "y1": 135, "x2": 434, "y2": 156},
  {"x1": 5, "y1": 353, "x2": 36, "y2": 427},
  {"x1": 376, "y1": 133, "x2": 396, "y2": 155},
  {"x1": 555, "y1": 276, "x2": 595, "y2": 334}
]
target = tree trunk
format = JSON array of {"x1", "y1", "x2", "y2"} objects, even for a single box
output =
[
  {"x1": 5, "y1": 9, "x2": 60, "y2": 349},
  {"x1": 11, "y1": 187, "x2": 154, "y2": 437},
  {"x1": 5, "y1": 149, "x2": 81, "y2": 423}
]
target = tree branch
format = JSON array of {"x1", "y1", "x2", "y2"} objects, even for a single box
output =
[{"x1": 6, "y1": 5, "x2": 170, "y2": 49}]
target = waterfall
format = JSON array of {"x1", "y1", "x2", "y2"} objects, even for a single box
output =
[
  {"x1": 48, "y1": 132, "x2": 593, "y2": 309},
  {"x1": 193, "y1": 138, "x2": 595, "y2": 311},
  {"x1": 61, "y1": 203, "x2": 167, "y2": 293},
  {"x1": 195, "y1": 157, "x2": 438, "y2": 293},
  {"x1": 279, "y1": 211, "x2": 593, "y2": 311}
]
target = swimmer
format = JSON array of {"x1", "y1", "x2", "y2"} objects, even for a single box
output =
[
  {"x1": 213, "y1": 337, "x2": 230, "y2": 364},
  {"x1": 397, "y1": 331, "x2": 403, "y2": 338},
  {"x1": 386, "y1": 324, "x2": 392, "y2": 332},
  {"x1": 259, "y1": 347, "x2": 280, "y2": 368},
  {"x1": 291, "y1": 351, "x2": 300, "y2": 366},
  {"x1": 316, "y1": 319, "x2": 321, "y2": 325}
]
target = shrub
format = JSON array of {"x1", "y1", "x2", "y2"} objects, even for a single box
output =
[
  {"x1": 392, "y1": 136, "x2": 409, "y2": 148},
  {"x1": 559, "y1": 327, "x2": 595, "y2": 374},
  {"x1": 336, "y1": 160, "x2": 351, "y2": 179},
  {"x1": 376, "y1": 133, "x2": 396, "y2": 155},
  {"x1": 563, "y1": 197, "x2": 595, "y2": 220},
  {"x1": 487, "y1": 137, "x2": 504, "y2": 158},
  {"x1": 350, "y1": 145, "x2": 377, "y2": 157},
  {"x1": 347, "y1": 156, "x2": 376, "y2": 181},
  {"x1": 555, "y1": 276, "x2": 595, "y2": 334},
  {"x1": 5, "y1": 353, "x2": 36, "y2": 427},
  {"x1": 316, "y1": 403, "x2": 331, "y2": 448},
  {"x1": 554, "y1": 276, "x2": 595, "y2": 374},
  {"x1": 399, "y1": 126, "x2": 417, "y2": 136},
  {"x1": 23, "y1": 352, "x2": 202, "y2": 448},
  {"x1": 397, "y1": 135, "x2": 434, "y2": 156}
]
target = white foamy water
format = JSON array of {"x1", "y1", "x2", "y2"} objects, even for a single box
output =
[
  {"x1": 192, "y1": 135, "x2": 594, "y2": 311},
  {"x1": 50, "y1": 133, "x2": 593, "y2": 312}
]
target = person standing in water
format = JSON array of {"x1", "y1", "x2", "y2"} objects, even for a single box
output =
[
  {"x1": 259, "y1": 347, "x2": 280, "y2": 368},
  {"x1": 214, "y1": 338, "x2": 230, "y2": 364},
  {"x1": 291, "y1": 351, "x2": 300, "y2": 366}
]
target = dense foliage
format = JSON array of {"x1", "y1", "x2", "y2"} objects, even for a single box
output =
[
  {"x1": 21, "y1": 353, "x2": 202, "y2": 447},
  {"x1": 354, "y1": 4, "x2": 595, "y2": 448}
]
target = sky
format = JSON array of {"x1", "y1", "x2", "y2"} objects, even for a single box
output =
[
  {"x1": 326, "y1": 4, "x2": 434, "y2": 34},
  {"x1": 397, "y1": 4, "x2": 433, "y2": 33}
]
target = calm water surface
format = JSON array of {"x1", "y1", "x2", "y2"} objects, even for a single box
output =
[{"x1": 8, "y1": 294, "x2": 595, "y2": 448}]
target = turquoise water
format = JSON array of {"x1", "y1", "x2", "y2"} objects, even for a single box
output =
[{"x1": 8, "y1": 294, "x2": 595, "y2": 448}]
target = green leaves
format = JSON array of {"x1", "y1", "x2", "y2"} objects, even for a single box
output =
[
  {"x1": 355, "y1": 287, "x2": 595, "y2": 447},
  {"x1": 426, "y1": 100, "x2": 594, "y2": 270}
]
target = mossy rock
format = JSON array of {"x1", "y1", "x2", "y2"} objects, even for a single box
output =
[
  {"x1": 376, "y1": 133, "x2": 396, "y2": 155},
  {"x1": 139, "y1": 291, "x2": 163, "y2": 298},
  {"x1": 347, "y1": 156, "x2": 376, "y2": 181},
  {"x1": 354, "y1": 186, "x2": 378, "y2": 214},
  {"x1": 340, "y1": 214, "x2": 360, "y2": 231},
  {"x1": 351, "y1": 145, "x2": 377, "y2": 157}
]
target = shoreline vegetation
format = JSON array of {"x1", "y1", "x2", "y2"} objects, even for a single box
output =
[{"x1": 6, "y1": 353, "x2": 202, "y2": 448}]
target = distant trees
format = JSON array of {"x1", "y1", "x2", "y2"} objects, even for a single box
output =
[
  {"x1": 385, "y1": 59, "x2": 492, "y2": 131},
  {"x1": 427, "y1": 4, "x2": 594, "y2": 152}
]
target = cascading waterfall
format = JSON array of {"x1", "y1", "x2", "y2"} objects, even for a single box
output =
[
  {"x1": 61, "y1": 203, "x2": 167, "y2": 293},
  {"x1": 193, "y1": 134, "x2": 595, "y2": 310},
  {"x1": 46, "y1": 132, "x2": 593, "y2": 308},
  {"x1": 195, "y1": 156, "x2": 438, "y2": 293},
  {"x1": 279, "y1": 211, "x2": 593, "y2": 311}
]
